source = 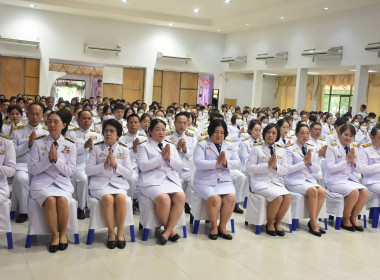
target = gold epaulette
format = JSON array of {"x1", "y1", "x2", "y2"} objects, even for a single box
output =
[
  {"x1": 35, "y1": 135, "x2": 46, "y2": 140},
  {"x1": 352, "y1": 143, "x2": 359, "y2": 148},
  {"x1": 188, "y1": 126, "x2": 195, "y2": 131},
  {"x1": 331, "y1": 142, "x2": 338, "y2": 146},
  {"x1": 204, "y1": 121, "x2": 210, "y2": 125},
  {"x1": 197, "y1": 117, "x2": 201, "y2": 121},
  {"x1": 328, "y1": 131, "x2": 334, "y2": 135},
  {"x1": 3, "y1": 120, "x2": 10, "y2": 124},
  {"x1": 285, "y1": 143, "x2": 293, "y2": 147},
  {"x1": 0, "y1": 133, "x2": 12, "y2": 140},
  {"x1": 276, "y1": 143, "x2": 285, "y2": 148},
  {"x1": 318, "y1": 137, "x2": 325, "y2": 141},
  {"x1": 69, "y1": 127, "x2": 79, "y2": 132},
  {"x1": 138, "y1": 140, "x2": 147, "y2": 145},
  {"x1": 242, "y1": 136, "x2": 249, "y2": 141},
  {"x1": 64, "y1": 136, "x2": 75, "y2": 143},
  {"x1": 95, "y1": 141, "x2": 104, "y2": 145},
  {"x1": 90, "y1": 128, "x2": 100, "y2": 133},
  {"x1": 43, "y1": 125, "x2": 48, "y2": 131},
  {"x1": 138, "y1": 133, "x2": 147, "y2": 137},
  {"x1": 165, "y1": 131, "x2": 173, "y2": 136},
  {"x1": 12, "y1": 125, "x2": 25, "y2": 130},
  {"x1": 253, "y1": 142, "x2": 263, "y2": 146},
  {"x1": 201, "y1": 131, "x2": 208, "y2": 136},
  {"x1": 225, "y1": 138, "x2": 232, "y2": 143},
  {"x1": 286, "y1": 135, "x2": 293, "y2": 139},
  {"x1": 362, "y1": 142, "x2": 371, "y2": 148},
  {"x1": 118, "y1": 141, "x2": 128, "y2": 148},
  {"x1": 228, "y1": 122, "x2": 232, "y2": 125},
  {"x1": 199, "y1": 136, "x2": 208, "y2": 142},
  {"x1": 185, "y1": 131, "x2": 194, "y2": 137},
  {"x1": 95, "y1": 121, "x2": 102, "y2": 125}
]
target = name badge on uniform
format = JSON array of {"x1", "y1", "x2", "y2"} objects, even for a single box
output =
[
  {"x1": 62, "y1": 146, "x2": 71, "y2": 154},
  {"x1": 293, "y1": 149, "x2": 297, "y2": 152},
  {"x1": 0, "y1": 150, "x2": 5, "y2": 155},
  {"x1": 206, "y1": 146, "x2": 211, "y2": 150},
  {"x1": 41, "y1": 146, "x2": 47, "y2": 151},
  {"x1": 117, "y1": 153, "x2": 125, "y2": 159},
  {"x1": 23, "y1": 135, "x2": 29, "y2": 139},
  {"x1": 277, "y1": 155, "x2": 282, "y2": 159},
  {"x1": 262, "y1": 156, "x2": 268, "y2": 159},
  {"x1": 227, "y1": 147, "x2": 232, "y2": 150},
  {"x1": 338, "y1": 155, "x2": 342, "y2": 159}
]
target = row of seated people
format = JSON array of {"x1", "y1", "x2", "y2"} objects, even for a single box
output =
[{"x1": 1, "y1": 102, "x2": 379, "y2": 253}]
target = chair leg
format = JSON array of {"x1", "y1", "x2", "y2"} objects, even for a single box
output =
[
  {"x1": 192, "y1": 220, "x2": 200, "y2": 234},
  {"x1": 358, "y1": 215, "x2": 361, "y2": 220},
  {"x1": 324, "y1": 218, "x2": 328, "y2": 230},
  {"x1": 292, "y1": 219, "x2": 299, "y2": 232},
  {"x1": 364, "y1": 214, "x2": 367, "y2": 229},
  {"x1": 369, "y1": 208, "x2": 374, "y2": 220},
  {"x1": 230, "y1": 219, "x2": 235, "y2": 233},
  {"x1": 245, "y1": 221, "x2": 248, "y2": 226},
  {"x1": 329, "y1": 215, "x2": 334, "y2": 221},
  {"x1": 372, "y1": 207, "x2": 380, "y2": 228},
  {"x1": 74, "y1": 233, "x2": 80, "y2": 244},
  {"x1": 205, "y1": 220, "x2": 210, "y2": 224},
  {"x1": 130, "y1": 225, "x2": 135, "y2": 242},
  {"x1": 243, "y1": 197, "x2": 248, "y2": 209},
  {"x1": 10, "y1": 211, "x2": 15, "y2": 221},
  {"x1": 6, "y1": 232, "x2": 13, "y2": 249},
  {"x1": 86, "y1": 229, "x2": 95, "y2": 245},
  {"x1": 289, "y1": 224, "x2": 293, "y2": 233},
  {"x1": 335, "y1": 217, "x2": 342, "y2": 230},
  {"x1": 255, "y1": 225, "x2": 262, "y2": 235},
  {"x1": 142, "y1": 228, "x2": 149, "y2": 241},
  {"x1": 139, "y1": 223, "x2": 143, "y2": 230},
  {"x1": 182, "y1": 226, "x2": 187, "y2": 238},
  {"x1": 189, "y1": 214, "x2": 194, "y2": 225},
  {"x1": 25, "y1": 235, "x2": 34, "y2": 248}
]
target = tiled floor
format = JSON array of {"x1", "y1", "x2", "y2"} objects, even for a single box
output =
[{"x1": 0, "y1": 209, "x2": 379, "y2": 280}]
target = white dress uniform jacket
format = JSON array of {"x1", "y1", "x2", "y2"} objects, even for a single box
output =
[
  {"x1": 359, "y1": 143, "x2": 380, "y2": 192},
  {"x1": 239, "y1": 136, "x2": 262, "y2": 172},
  {"x1": 0, "y1": 134, "x2": 16, "y2": 203}
]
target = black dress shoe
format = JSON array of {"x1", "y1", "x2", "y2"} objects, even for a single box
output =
[
  {"x1": 233, "y1": 205, "x2": 244, "y2": 214},
  {"x1": 58, "y1": 242, "x2": 68, "y2": 251},
  {"x1": 218, "y1": 229, "x2": 233, "y2": 240},
  {"x1": 15, "y1": 213, "x2": 28, "y2": 223},
  {"x1": 184, "y1": 203, "x2": 191, "y2": 214},
  {"x1": 157, "y1": 233, "x2": 168, "y2": 245},
  {"x1": 208, "y1": 232, "x2": 218, "y2": 240},
  {"x1": 49, "y1": 243, "x2": 59, "y2": 253},
  {"x1": 168, "y1": 233, "x2": 180, "y2": 242},
  {"x1": 353, "y1": 225, "x2": 364, "y2": 232},
  {"x1": 275, "y1": 229, "x2": 285, "y2": 237},
  {"x1": 265, "y1": 224, "x2": 276, "y2": 236},
  {"x1": 77, "y1": 208, "x2": 86, "y2": 220},
  {"x1": 107, "y1": 240, "x2": 116, "y2": 249},
  {"x1": 116, "y1": 236, "x2": 126, "y2": 249},
  {"x1": 319, "y1": 228, "x2": 326, "y2": 234},
  {"x1": 341, "y1": 224, "x2": 355, "y2": 232},
  {"x1": 307, "y1": 222, "x2": 322, "y2": 237}
]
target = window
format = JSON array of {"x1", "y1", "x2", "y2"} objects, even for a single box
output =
[
  {"x1": 323, "y1": 84, "x2": 353, "y2": 115},
  {"x1": 55, "y1": 79, "x2": 86, "y2": 101}
]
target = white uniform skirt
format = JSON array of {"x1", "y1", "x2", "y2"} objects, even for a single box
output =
[
  {"x1": 286, "y1": 180, "x2": 322, "y2": 195},
  {"x1": 90, "y1": 184, "x2": 127, "y2": 200},
  {"x1": 194, "y1": 181, "x2": 235, "y2": 200},
  {"x1": 30, "y1": 184, "x2": 73, "y2": 207},
  {"x1": 327, "y1": 180, "x2": 366, "y2": 197},
  {"x1": 367, "y1": 183, "x2": 380, "y2": 195},
  {"x1": 253, "y1": 182, "x2": 290, "y2": 202},
  {"x1": 0, "y1": 193, "x2": 8, "y2": 204},
  {"x1": 141, "y1": 178, "x2": 183, "y2": 201}
]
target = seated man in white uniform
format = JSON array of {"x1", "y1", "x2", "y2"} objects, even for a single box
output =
[
  {"x1": 119, "y1": 113, "x2": 147, "y2": 209},
  {"x1": 113, "y1": 104, "x2": 127, "y2": 134},
  {"x1": 67, "y1": 110, "x2": 102, "y2": 219},
  {"x1": 165, "y1": 112, "x2": 197, "y2": 214},
  {"x1": 11, "y1": 103, "x2": 46, "y2": 223}
]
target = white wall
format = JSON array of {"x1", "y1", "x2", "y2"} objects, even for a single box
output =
[
  {"x1": 261, "y1": 76, "x2": 277, "y2": 108},
  {"x1": 223, "y1": 73, "x2": 253, "y2": 108},
  {"x1": 0, "y1": 4, "x2": 225, "y2": 104}
]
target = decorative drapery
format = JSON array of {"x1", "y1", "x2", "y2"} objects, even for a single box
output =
[
  {"x1": 314, "y1": 75, "x2": 355, "y2": 111},
  {"x1": 49, "y1": 63, "x2": 103, "y2": 76},
  {"x1": 304, "y1": 76, "x2": 314, "y2": 111},
  {"x1": 275, "y1": 76, "x2": 296, "y2": 110},
  {"x1": 367, "y1": 74, "x2": 380, "y2": 117}
]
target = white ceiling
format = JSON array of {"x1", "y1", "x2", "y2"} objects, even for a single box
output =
[{"x1": 1, "y1": 0, "x2": 380, "y2": 33}]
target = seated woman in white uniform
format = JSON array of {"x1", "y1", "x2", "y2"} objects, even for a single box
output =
[
  {"x1": 137, "y1": 119, "x2": 186, "y2": 245},
  {"x1": 239, "y1": 120, "x2": 262, "y2": 173},
  {"x1": 193, "y1": 119, "x2": 240, "y2": 240},
  {"x1": 0, "y1": 114, "x2": 16, "y2": 204},
  {"x1": 276, "y1": 119, "x2": 292, "y2": 147},
  {"x1": 359, "y1": 127, "x2": 380, "y2": 197},
  {"x1": 29, "y1": 110, "x2": 76, "y2": 253},
  {"x1": 86, "y1": 119, "x2": 132, "y2": 249},
  {"x1": 325, "y1": 124, "x2": 368, "y2": 232},
  {"x1": 246, "y1": 123, "x2": 291, "y2": 237},
  {"x1": 285, "y1": 123, "x2": 326, "y2": 237}
]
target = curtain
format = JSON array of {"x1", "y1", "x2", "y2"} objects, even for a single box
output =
[
  {"x1": 304, "y1": 76, "x2": 314, "y2": 111},
  {"x1": 49, "y1": 63, "x2": 103, "y2": 76},
  {"x1": 314, "y1": 75, "x2": 355, "y2": 111},
  {"x1": 275, "y1": 76, "x2": 296, "y2": 110},
  {"x1": 367, "y1": 74, "x2": 380, "y2": 117}
]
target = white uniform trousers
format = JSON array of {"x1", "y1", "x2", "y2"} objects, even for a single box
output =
[
  {"x1": 71, "y1": 170, "x2": 88, "y2": 210},
  {"x1": 11, "y1": 170, "x2": 29, "y2": 214},
  {"x1": 231, "y1": 169, "x2": 247, "y2": 203},
  {"x1": 127, "y1": 170, "x2": 139, "y2": 200},
  {"x1": 180, "y1": 170, "x2": 192, "y2": 204}
]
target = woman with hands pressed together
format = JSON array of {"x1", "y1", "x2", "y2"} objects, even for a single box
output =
[
  {"x1": 193, "y1": 119, "x2": 240, "y2": 240},
  {"x1": 29, "y1": 110, "x2": 76, "y2": 253},
  {"x1": 86, "y1": 119, "x2": 132, "y2": 249},
  {"x1": 246, "y1": 123, "x2": 291, "y2": 237},
  {"x1": 137, "y1": 119, "x2": 185, "y2": 245}
]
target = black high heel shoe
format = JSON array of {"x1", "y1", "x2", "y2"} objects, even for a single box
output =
[
  {"x1": 218, "y1": 229, "x2": 233, "y2": 240},
  {"x1": 116, "y1": 236, "x2": 126, "y2": 249},
  {"x1": 168, "y1": 233, "x2": 181, "y2": 242},
  {"x1": 49, "y1": 243, "x2": 59, "y2": 253},
  {"x1": 308, "y1": 222, "x2": 322, "y2": 237},
  {"x1": 58, "y1": 235, "x2": 68, "y2": 251},
  {"x1": 265, "y1": 224, "x2": 276, "y2": 236},
  {"x1": 157, "y1": 233, "x2": 168, "y2": 245}
]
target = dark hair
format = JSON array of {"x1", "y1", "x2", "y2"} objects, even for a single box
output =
[
  {"x1": 48, "y1": 110, "x2": 72, "y2": 135},
  {"x1": 361, "y1": 104, "x2": 366, "y2": 110},
  {"x1": 295, "y1": 123, "x2": 309, "y2": 134},
  {"x1": 0, "y1": 112, "x2": 3, "y2": 131},
  {"x1": 174, "y1": 111, "x2": 189, "y2": 121},
  {"x1": 260, "y1": 115, "x2": 269, "y2": 123},
  {"x1": 127, "y1": 113, "x2": 140, "y2": 122},
  {"x1": 310, "y1": 122, "x2": 322, "y2": 129},
  {"x1": 8, "y1": 105, "x2": 22, "y2": 115},
  {"x1": 102, "y1": 119, "x2": 123, "y2": 138},
  {"x1": 262, "y1": 123, "x2": 280, "y2": 142},
  {"x1": 371, "y1": 126, "x2": 379, "y2": 137},
  {"x1": 248, "y1": 120, "x2": 261, "y2": 134},
  {"x1": 210, "y1": 113, "x2": 224, "y2": 121},
  {"x1": 276, "y1": 119, "x2": 289, "y2": 128},
  {"x1": 28, "y1": 102, "x2": 44, "y2": 111},
  {"x1": 77, "y1": 109, "x2": 93, "y2": 119},
  {"x1": 368, "y1": 112, "x2": 376, "y2": 118},
  {"x1": 103, "y1": 105, "x2": 113, "y2": 115},
  {"x1": 308, "y1": 115, "x2": 318, "y2": 123},
  {"x1": 338, "y1": 124, "x2": 356, "y2": 137},
  {"x1": 149, "y1": 118, "x2": 167, "y2": 134},
  {"x1": 334, "y1": 118, "x2": 347, "y2": 128},
  {"x1": 16, "y1": 97, "x2": 25, "y2": 103},
  {"x1": 114, "y1": 104, "x2": 125, "y2": 111},
  {"x1": 140, "y1": 113, "x2": 151, "y2": 122},
  {"x1": 231, "y1": 114, "x2": 239, "y2": 125},
  {"x1": 208, "y1": 119, "x2": 228, "y2": 139},
  {"x1": 1, "y1": 99, "x2": 10, "y2": 104}
]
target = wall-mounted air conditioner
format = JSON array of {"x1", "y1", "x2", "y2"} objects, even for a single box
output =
[
  {"x1": 84, "y1": 42, "x2": 121, "y2": 55},
  {"x1": 301, "y1": 46, "x2": 343, "y2": 61},
  {"x1": 256, "y1": 52, "x2": 288, "y2": 64},
  {"x1": 0, "y1": 35, "x2": 39, "y2": 49},
  {"x1": 220, "y1": 56, "x2": 247, "y2": 64},
  {"x1": 365, "y1": 42, "x2": 380, "y2": 57},
  {"x1": 157, "y1": 52, "x2": 191, "y2": 63}
]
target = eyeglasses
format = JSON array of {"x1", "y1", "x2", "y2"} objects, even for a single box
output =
[{"x1": 104, "y1": 129, "x2": 117, "y2": 134}]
